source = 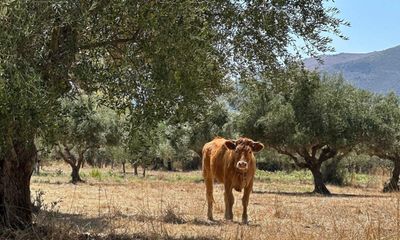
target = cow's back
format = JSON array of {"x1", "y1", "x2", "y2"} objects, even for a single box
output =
[{"x1": 202, "y1": 137, "x2": 230, "y2": 183}]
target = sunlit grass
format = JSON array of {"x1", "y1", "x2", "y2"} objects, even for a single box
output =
[
  {"x1": 255, "y1": 169, "x2": 313, "y2": 183},
  {"x1": 27, "y1": 162, "x2": 398, "y2": 240}
]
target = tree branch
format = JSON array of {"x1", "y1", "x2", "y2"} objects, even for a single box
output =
[
  {"x1": 273, "y1": 146, "x2": 308, "y2": 169},
  {"x1": 296, "y1": 147, "x2": 314, "y2": 166},
  {"x1": 368, "y1": 146, "x2": 398, "y2": 162},
  {"x1": 77, "y1": 146, "x2": 91, "y2": 166},
  {"x1": 296, "y1": 147, "x2": 310, "y2": 159},
  {"x1": 318, "y1": 146, "x2": 337, "y2": 163},
  {"x1": 56, "y1": 144, "x2": 74, "y2": 166},
  {"x1": 311, "y1": 144, "x2": 323, "y2": 158}
]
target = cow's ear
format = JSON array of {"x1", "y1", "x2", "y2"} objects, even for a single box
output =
[
  {"x1": 224, "y1": 140, "x2": 236, "y2": 150},
  {"x1": 251, "y1": 142, "x2": 264, "y2": 152}
]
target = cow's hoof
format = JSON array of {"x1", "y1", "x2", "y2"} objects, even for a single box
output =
[{"x1": 242, "y1": 219, "x2": 249, "y2": 225}]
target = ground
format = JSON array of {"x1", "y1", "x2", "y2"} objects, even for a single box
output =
[{"x1": 25, "y1": 163, "x2": 400, "y2": 240}]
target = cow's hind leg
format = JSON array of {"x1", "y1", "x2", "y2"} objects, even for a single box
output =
[{"x1": 205, "y1": 177, "x2": 214, "y2": 221}]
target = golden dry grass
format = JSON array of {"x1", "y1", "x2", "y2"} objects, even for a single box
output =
[{"x1": 26, "y1": 163, "x2": 400, "y2": 240}]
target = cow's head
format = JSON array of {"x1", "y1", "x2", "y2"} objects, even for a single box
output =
[{"x1": 224, "y1": 137, "x2": 264, "y2": 172}]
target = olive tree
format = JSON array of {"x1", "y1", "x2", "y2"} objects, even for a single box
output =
[
  {"x1": 127, "y1": 124, "x2": 161, "y2": 177},
  {"x1": 238, "y1": 70, "x2": 373, "y2": 195},
  {"x1": 364, "y1": 93, "x2": 400, "y2": 192},
  {"x1": 50, "y1": 96, "x2": 106, "y2": 183}
]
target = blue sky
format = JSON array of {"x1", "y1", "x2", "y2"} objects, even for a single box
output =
[{"x1": 328, "y1": 0, "x2": 400, "y2": 53}]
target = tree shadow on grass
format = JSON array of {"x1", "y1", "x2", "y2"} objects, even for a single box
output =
[
  {"x1": 37, "y1": 210, "x2": 111, "y2": 231},
  {"x1": 190, "y1": 218, "x2": 260, "y2": 228},
  {"x1": 29, "y1": 210, "x2": 220, "y2": 240},
  {"x1": 191, "y1": 218, "x2": 223, "y2": 226},
  {"x1": 252, "y1": 190, "x2": 391, "y2": 198}
]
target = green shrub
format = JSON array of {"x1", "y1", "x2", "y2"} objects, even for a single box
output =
[
  {"x1": 257, "y1": 158, "x2": 295, "y2": 172},
  {"x1": 256, "y1": 150, "x2": 296, "y2": 172},
  {"x1": 181, "y1": 155, "x2": 201, "y2": 171},
  {"x1": 322, "y1": 158, "x2": 349, "y2": 186},
  {"x1": 321, "y1": 154, "x2": 393, "y2": 186},
  {"x1": 342, "y1": 154, "x2": 392, "y2": 174},
  {"x1": 89, "y1": 168, "x2": 103, "y2": 180}
]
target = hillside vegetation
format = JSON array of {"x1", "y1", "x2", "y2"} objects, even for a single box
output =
[{"x1": 304, "y1": 45, "x2": 400, "y2": 94}]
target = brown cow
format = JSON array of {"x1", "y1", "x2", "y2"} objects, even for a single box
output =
[{"x1": 202, "y1": 137, "x2": 264, "y2": 223}]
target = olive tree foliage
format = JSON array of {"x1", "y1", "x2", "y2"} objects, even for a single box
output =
[
  {"x1": 47, "y1": 95, "x2": 105, "y2": 183},
  {"x1": 156, "y1": 124, "x2": 176, "y2": 171},
  {"x1": 125, "y1": 121, "x2": 181, "y2": 174},
  {"x1": 125, "y1": 101, "x2": 232, "y2": 172},
  {"x1": 90, "y1": 105, "x2": 128, "y2": 169},
  {"x1": 0, "y1": 0, "x2": 347, "y2": 228},
  {"x1": 48, "y1": 94, "x2": 128, "y2": 181},
  {"x1": 164, "y1": 101, "x2": 232, "y2": 170},
  {"x1": 166, "y1": 124, "x2": 197, "y2": 170},
  {"x1": 364, "y1": 93, "x2": 400, "y2": 192},
  {"x1": 237, "y1": 69, "x2": 374, "y2": 195},
  {"x1": 127, "y1": 123, "x2": 162, "y2": 176},
  {"x1": 182, "y1": 102, "x2": 230, "y2": 153}
]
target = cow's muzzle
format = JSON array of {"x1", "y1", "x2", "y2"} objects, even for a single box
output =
[{"x1": 236, "y1": 160, "x2": 248, "y2": 170}]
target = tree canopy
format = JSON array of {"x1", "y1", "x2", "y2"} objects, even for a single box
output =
[
  {"x1": 48, "y1": 94, "x2": 122, "y2": 182},
  {"x1": 237, "y1": 68, "x2": 374, "y2": 194},
  {"x1": 363, "y1": 93, "x2": 400, "y2": 191}
]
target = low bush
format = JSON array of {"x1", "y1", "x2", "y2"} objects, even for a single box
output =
[
  {"x1": 322, "y1": 158, "x2": 349, "y2": 186},
  {"x1": 89, "y1": 168, "x2": 103, "y2": 180}
]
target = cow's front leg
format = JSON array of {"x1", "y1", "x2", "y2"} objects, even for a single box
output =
[
  {"x1": 242, "y1": 181, "x2": 253, "y2": 224},
  {"x1": 224, "y1": 184, "x2": 234, "y2": 220},
  {"x1": 205, "y1": 177, "x2": 214, "y2": 221}
]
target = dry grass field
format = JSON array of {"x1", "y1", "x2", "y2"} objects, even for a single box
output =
[{"x1": 16, "y1": 163, "x2": 400, "y2": 239}]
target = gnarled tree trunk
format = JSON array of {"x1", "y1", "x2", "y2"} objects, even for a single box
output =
[
  {"x1": 275, "y1": 145, "x2": 340, "y2": 196},
  {"x1": 0, "y1": 140, "x2": 36, "y2": 229},
  {"x1": 310, "y1": 165, "x2": 331, "y2": 195},
  {"x1": 167, "y1": 158, "x2": 173, "y2": 171},
  {"x1": 122, "y1": 161, "x2": 126, "y2": 174},
  {"x1": 57, "y1": 144, "x2": 86, "y2": 184},
  {"x1": 133, "y1": 161, "x2": 138, "y2": 176},
  {"x1": 71, "y1": 165, "x2": 82, "y2": 183},
  {"x1": 383, "y1": 159, "x2": 400, "y2": 192}
]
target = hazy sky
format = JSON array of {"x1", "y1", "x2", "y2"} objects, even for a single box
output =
[{"x1": 329, "y1": 0, "x2": 400, "y2": 53}]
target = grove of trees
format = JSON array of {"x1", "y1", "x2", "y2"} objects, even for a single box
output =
[{"x1": 8, "y1": 0, "x2": 398, "y2": 230}]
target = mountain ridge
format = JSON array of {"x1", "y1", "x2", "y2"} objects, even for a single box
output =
[{"x1": 304, "y1": 45, "x2": 400, "y2": 94}]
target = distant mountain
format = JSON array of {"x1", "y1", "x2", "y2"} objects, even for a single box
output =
[{"x1": 304, "y1": 45, "x2": 400, "y2": 94}]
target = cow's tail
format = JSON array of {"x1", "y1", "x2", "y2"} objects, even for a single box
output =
[
  {"x1": 201, "y1": 146, "x2": 209, "y2": 178},
  {"x1": 202, "y1": 146, "x2": 215, "y2": 204}
]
